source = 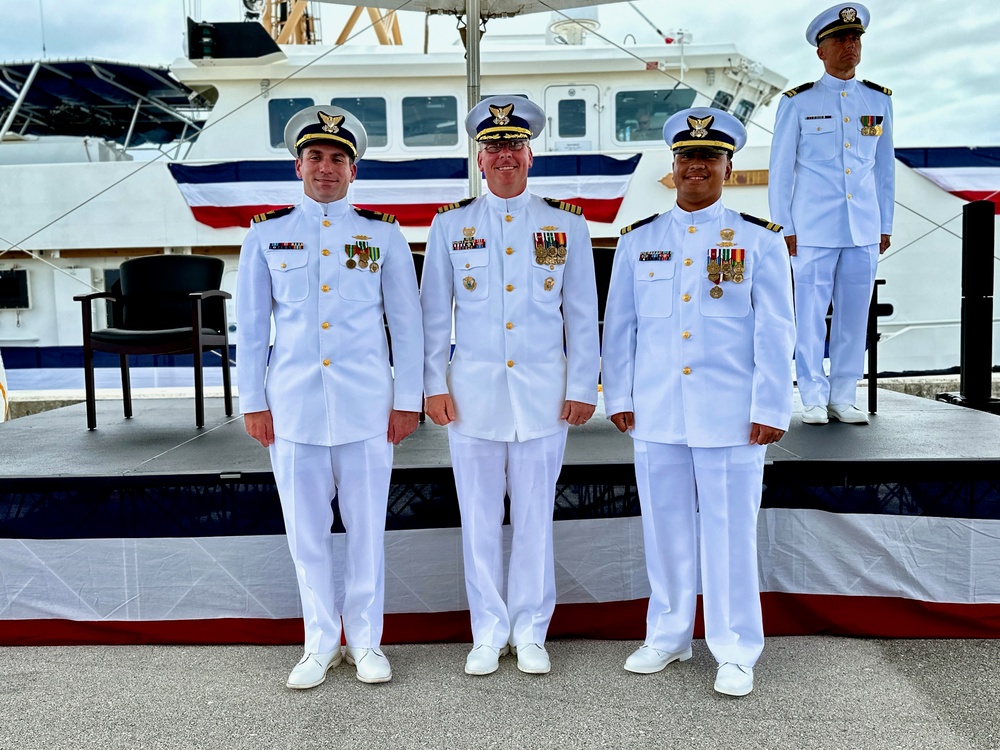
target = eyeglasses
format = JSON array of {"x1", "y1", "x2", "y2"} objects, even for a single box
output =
[{"x1": 481, "y1": 141, "x2": 528, "y2": 154}]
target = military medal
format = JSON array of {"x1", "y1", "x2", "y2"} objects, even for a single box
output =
[
  {"x1": 732, "y1": 248, "x2": 746, "y2": 283},
  {"x1": 721, "y1": 248, "x2": 733, "y2": 282},
  {"x1": 544, "y1": 277, "x2": 555, "y2": 291},
  {"x1": 860, "y1": 115, "x2": 883, "y2": 136},
  {"x1": 534, "y1": 228, "x2": 567, "y2": 266},
  {"x1": 346, "y1": 258, "x2": 357, "y2": 269},
  {"x1": 369, "y1": 262, "x2": 379, "y2": 273},
  {"x1": 710, "y1": 285, "x2": 724, "y2": 299},
  {"x1": 463, "y1": 276, "x2": 476, "y2": 291},
  {"x1": 707, "y1": 248, "x2": 721, "y2": 280}
]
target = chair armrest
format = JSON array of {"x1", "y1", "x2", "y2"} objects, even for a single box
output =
[
  {"x1": 189, "y1": 290, "x2": 232, "y2": 300},
  {"x1": 73, "y1": 291, "x2": 118, "y2": 303}
]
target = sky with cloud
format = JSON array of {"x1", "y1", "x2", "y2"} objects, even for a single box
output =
[{"x1": 3, "y1": 0, "x2": 997, "y2": 147}]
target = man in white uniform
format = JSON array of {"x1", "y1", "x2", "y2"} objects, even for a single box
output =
[
  {"x1": 421, "y1": 96, "x2": 600, "y2": 676},
  {"x1": 602, "y1": 107, "x2": 795, "y2": 696},
  {"x1": 237, "y1": 106, "x2": 423, "y2": 688},
  {"x1": 768, "y1": 3, "x2": 894, "y2": 425}
]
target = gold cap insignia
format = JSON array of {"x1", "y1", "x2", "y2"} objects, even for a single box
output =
[
  {"x1": 720, "y1": 228, "x2": 735, "y2": 242},
  {"x1": 489, "y1": 103, "x2": 513, "y2": 126},
  {"x1": 318, "y1": 111, "x2": 344, "y2": 134},
  {"x1": 687, "y1": 115, "x2": 714, "y2": 139},
  {"x1": 352, "y1": 235, "x2": 371, "y2": 241},
  {"x1": 840, "y1": 7, "x2": 857, "y2": 23},
  {"x1": 462, "y1": 226, "x2": 476, "y2": 238}
]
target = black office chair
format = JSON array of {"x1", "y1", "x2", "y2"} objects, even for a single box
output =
[{"x1": 74, "y1": 254, "x2": 233, "y2": 429}]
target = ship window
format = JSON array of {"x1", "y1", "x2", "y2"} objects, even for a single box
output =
[
  {"x1": 615, "y1": 88, "x2": 696, "y2": 142},
  {"x1": 269, "y1": 97, "x2": 314, "y2": 148},
  {"x1": 0, "y1": 269, "x2": 29, "y2": 310},
  {"x1": 733, "y1": 99, "x2": 755, "y2": 124},
  {"x1": 402, "y1": 95, "x2": 459, "y2": 147},
  {"x1": 710, "y1": 91, "x2": 733, "y2": 111},
  {"x1": 331, "y1": 97, "x2": 388, "y2": 148},
  {"x1": 558, "y1": 99, "x2": 587, "y2": 138}
]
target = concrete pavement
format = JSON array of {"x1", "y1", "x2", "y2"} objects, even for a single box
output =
[{"x1": 4, "y1": 637, "x2": 999, "y2": 750}]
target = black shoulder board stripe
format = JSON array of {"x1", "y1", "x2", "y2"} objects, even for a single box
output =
[
  {"x1": 783, "y1": 82, "x2": 815, "y2": 98},
  {"x1": 740, "y1": 212, "x2": 782, "y2": 233},
  {"x1": 862, "y1": 79, "x2": 892, "y2": 96},
  {"x1": 436, "y1": 197, "x2": 476, "y2": 214},
  {"x1": 354, "y1": 207, "x2": 396, "y2": 224},
  {"x1": 620, "y1": 213, "x2": 660, "y2": 236},
  {"x1": 544, "y1": 197, "x2": 583, "y2": 215},
  {"x1": 252, "y1": 206, "x2": 295, "y2": 223}
]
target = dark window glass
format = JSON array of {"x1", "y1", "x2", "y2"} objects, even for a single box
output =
[
  {"x1": 402, "y1": 96, "x2": 458, "y2": 147},
  {"x1": 615, "y1": 88, "x2": 697, "y2": 142},
  {"x1": 268, "y1": 97, "x2": 314, "y2": 148},
  {"x1": 558, "y1": 99, "x2": 587, "y2": 138},
  {"x1": 331, "y1": 97, "x2": 388, "y2": 148}
]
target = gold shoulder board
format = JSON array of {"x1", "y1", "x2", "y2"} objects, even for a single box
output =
[
  {"x1": 783, "y1": 82, "x2": 815, "y2": 98},
  {"x1": 740, "y1": 212, "x2": 782, "y2": 233},
  {"x1": 544, "y1": 197, "x2": 583, "y2": 215},
  {"x1": 252, "y1": 206, "x2": 295, "y2": 223},
  {"x1": 620, "y1": 213, "x2": 660, "y2": 236}
]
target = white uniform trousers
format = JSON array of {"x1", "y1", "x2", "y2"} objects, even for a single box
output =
[
  {"x1": 269, "y1": 435, "x2": 393, "y2": 654},
  {"x1": 792, "y1": 244, "x2": 879, "y2": 407},
  {"x1": 634, "y1": 440, "x2": 766, "y2": 667},
  {"x1": 448, "y1": 426, "x2": 568, "y2": 649}
]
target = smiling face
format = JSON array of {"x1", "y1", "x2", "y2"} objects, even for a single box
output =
[
  {"x1": 295, "y1": 142, "x2": 357, "y2": 203},
  {"x1": 477, "y1": 140, "x2": 533, "y2": 199},
  {"x1": 672, "y1": 148, "x2": 732, "y2": 212},
  {"x1": 818, "y1": 31, "x2": 863, "y2": 79}
]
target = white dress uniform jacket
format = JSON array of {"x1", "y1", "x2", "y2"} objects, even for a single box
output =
[
  {"x1": 422, "y1": 189, "x2": 600, "y2": 441},
  {"x1": 237, "y1": 195, "x2": 423, "y2": 445},
  {"x1": 602, "y1": 200, "x2": 795, "y2": 446},
  {"x1": 768, "y1": 73, "x2": 894, "y2": 248}
]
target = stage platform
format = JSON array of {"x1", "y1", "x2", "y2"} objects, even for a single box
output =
[{"x1": 2, "y1": 389, "x2": 999, "y2": 645}]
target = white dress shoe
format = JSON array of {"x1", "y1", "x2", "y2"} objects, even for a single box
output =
[
  {"x1": 827, "y1": 403, "x2": 869, "y2": 424},
  {"x1": 623, "y1": 644, "x2": 693, "y2": 674},
  {"x1": 714, "y1": 663, "x2": 754, "y2": 696},
  {"x1": 512, "y1": 643, "x2": 550, "y2": 674},
  {"x1": 345, "y1": 646, "x2": 392, "y2": 684},
  {"x1": 464, "y1": 644, "x2": 510, "y2": 676},
  {"x1": 802, "y1": 405, "x2": 829, "y2": 424},
  {"x1": 286, "y1": 649, "x2": 342, "y2": 689}
]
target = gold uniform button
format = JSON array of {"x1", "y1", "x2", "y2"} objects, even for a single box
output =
[
  {"x1": 323, "y1": 359, "x2": 331, "y2": 367},
  {"x1": 845, "y1": 168, "x2": 852, "y2": 175},
  {"x1": 281, "y1": 263, "x2": 287, "y2": 269},
  {"x1": 649, "y1": 272, "x2": 655, "y2": 278},
  {"x1": 505, "y1": 214, "x2": 513, "y2": 223},
  {"x1": 682, "y1": 331, "x2": 691, "y2": 339},
  {"x1": 322, "y1": 220, "x2": 331, "y2": 227},
  {"x1": 841, "y1": 91, "x2": 847, "y2": 97},
  {"x1": 507, "y1": 360, "x2": 515, "y2": 368},
  {"x1": 682, "y1": 294, "x2": 691, "y2": 302},
  {"x1": 322, "y1": 322, "x2": 330, "y2": 330},
  {"x1": 682, "y1": 367, "x2": 692, "y2": 375},
  {"x1": 687, "y1": 226, "x2": 696, "y2": 234},
  {"x1": 506, "y1": 247, "x2": 514, "y2": 255},
  {"x1": 506, "y1": 284, "x2": 514, "y2": 292},
  {"x1": 845, "y1": 142, "x2": 851, "y2": 149},
  {"x1": 322, "y1": 249, "x2": 330, "y2": 256},
  {"x1": 465, "y1": 263, "x2": 471, "y2": 269},
  {"x1": 816, "y1": 127, "x2": 822, "y2": 131},
  {"x1": 684, "y1": 258, "x2": 693, "y2": 266},
  {"x1": 321, "y1": 284, "x2": 330, "y2": 292},
  {"x1": 844, "y1": 117, "x2": 850, "y2": 123},
  {"x1": 506, "y1": 322, "x2": 514, "y2": 330},
  {"x1": 847, "y1": 193, "x2": 853, "y2": 199}
]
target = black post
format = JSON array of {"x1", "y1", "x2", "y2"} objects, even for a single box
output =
[
  {"x1": 959, "y1": 201, "x2": 995, "y2": 401},
  {"x1": 867, "y1": 279, "x2": 885, "y2": 413},
  {"x1": 937, "y1": 200, "x2": 999, "y2": 413}
]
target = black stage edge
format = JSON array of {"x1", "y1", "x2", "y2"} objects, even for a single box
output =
[{"x1": 2, "y1": 390, "x2": 1000, "y2": 540}]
